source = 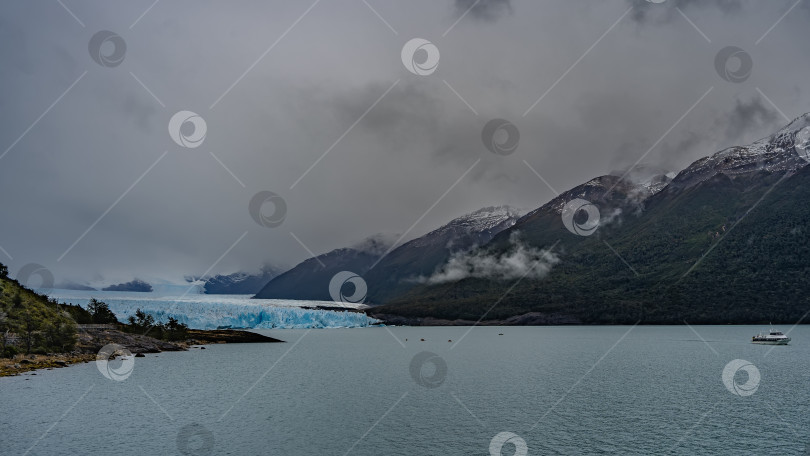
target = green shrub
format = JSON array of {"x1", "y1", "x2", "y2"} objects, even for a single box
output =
[{"x1": 86, "y1": 298, "x2": 118, "y2": 324}]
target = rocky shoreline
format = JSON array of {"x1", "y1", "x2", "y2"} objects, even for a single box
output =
[{"x1": 0, "y1": 327, "x2": 283, "y2": 377}]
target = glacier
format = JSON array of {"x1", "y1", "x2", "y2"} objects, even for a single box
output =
[{"x1": 47, "y1": 289, "x2": 379, "y2": 329}]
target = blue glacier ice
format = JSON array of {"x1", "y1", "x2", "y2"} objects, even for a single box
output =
[{"x1": 47, "y1": 289, "x2": 379, "y2": 329}]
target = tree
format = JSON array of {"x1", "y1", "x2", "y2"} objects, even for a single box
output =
[
  {"x1": 0, "y1": 263, "x2": 7, "y2": 278},
  {"x1": 86, "y1": 298, "x2": 118, "y2": 324},
  {"x1": 130, "y1": 309, "x2": 155, "y2": 329},
  {"x1": 0, "y1": 311, "x2": 7, "y2": 353},
  {"x1": 22, "y1": 310, "x2": 41, "y2": 354},
  {"x1": 164, "y1": 317, "x2": 188, "y2": 341},
  {"x1": 43, "y1": 315, "x2": 77, "y2": 352}
]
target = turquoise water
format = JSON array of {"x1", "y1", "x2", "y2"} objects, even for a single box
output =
[{"x1": 1, "y1": 325, "x2": 808, "y2": 455}]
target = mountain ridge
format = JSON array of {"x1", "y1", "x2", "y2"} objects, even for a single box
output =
[
  {"x1": 369, "y1": 114, "x2": 810, "y2": 324},
  {"x1": 253, "y1": 207, "x2": 522, "y2": 302}
]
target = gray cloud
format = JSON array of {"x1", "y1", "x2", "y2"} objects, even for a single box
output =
[
  {"x1": 722, "y1": 96, "x2": 781, "y2": 142},
  {"x1": 627, "y1": 0, "x2": 744, "y2": 23},
  {"x1": 454, "y1": 0, "x2": 513, "y2": 21},
  {"x1": 350, "y1": 233, "x2": 400, "y2": 256},
  {"x1": 418, "y1": 232, "x2": 559, "y2": 284},
  {"x1": 122, "y1": 94, "x2": 159, "y2": 132},
  {"x1": 0, "y1": 0, "x2": 807, "y2": 287}
]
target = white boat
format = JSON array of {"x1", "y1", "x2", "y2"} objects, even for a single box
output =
[{"x1": 752, "y1": 326, "x2": 791, "y2": 345}]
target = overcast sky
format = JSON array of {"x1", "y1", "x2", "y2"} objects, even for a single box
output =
[{"x1": 0, "y1": 0, "x2": 807, "y2": 285}]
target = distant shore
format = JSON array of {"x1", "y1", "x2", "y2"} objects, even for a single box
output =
[
  {"x1": 0, "y1": 327, "x2": 283, "y2": 377},
  {"x1": 369, "y1": 311, "x2": 582, "y2": 326},
  {"x1": 368, "y1": 311, "x2": 808, "y2": 326}
]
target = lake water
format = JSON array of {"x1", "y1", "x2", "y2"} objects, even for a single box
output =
[{"x1": 1, "y1": 325, "x2": 808, "y2": 455}]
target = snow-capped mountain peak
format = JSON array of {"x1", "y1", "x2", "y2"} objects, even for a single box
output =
[
  {"x1": 672, "y1": 113, "x2": 810, "y2": 188},
  {"x1": 446, "y1": 205, "x2": 522, "y2": 231},
  {"x1": 349, "y1": 233, "x2": 400, "y2": 256},
  {"x1": 408, "y1": 205, "x2": 522, "y2": 248}
]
